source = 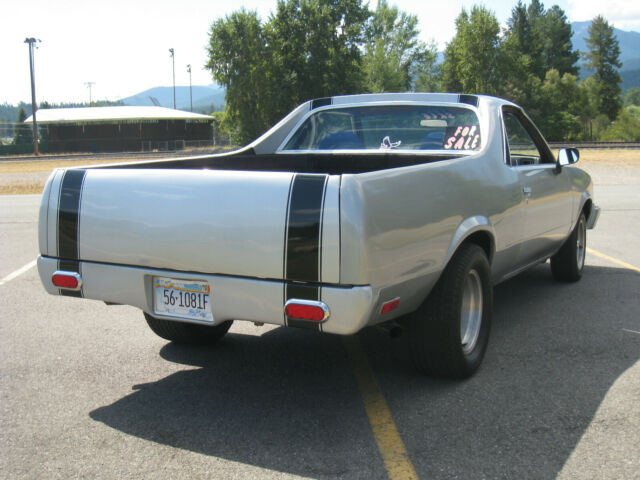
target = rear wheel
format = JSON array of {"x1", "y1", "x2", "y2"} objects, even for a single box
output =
[
  {"x1": 144, "y1": 313, "x2": 232, "y2": 345},
  {"x1": 550, "y1": 213, "x2": 587, "y2": 282},
  {"x1": 407, "y1": 243, "x2": 493, "y2": 379}
]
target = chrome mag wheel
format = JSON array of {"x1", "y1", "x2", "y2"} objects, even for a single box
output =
[
  {"x1": 576, "y1": 216, "x2": 586, "y2": 271},
  {"x1": 460, "y1": 269, "x2": 483, "y2": 355}
]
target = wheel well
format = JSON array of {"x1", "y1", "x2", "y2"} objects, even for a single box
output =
[{"x1": 463, "y1": 231, "x2": 494, "y2": 264}]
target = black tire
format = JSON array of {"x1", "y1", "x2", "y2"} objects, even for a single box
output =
[
  {"x1": 407, "y1": 243, "x2": 493, "y2": 379},
  {"x1": 144, "y1": 313, "x2": 232, "y2": 345},
  {"x1": 550, "y1": 213, "x2": 587, "y2": 283}
]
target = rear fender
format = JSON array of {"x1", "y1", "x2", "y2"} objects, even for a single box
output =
[{"x1": 444, "y1": 216, "x2": 495, "y2": 266}]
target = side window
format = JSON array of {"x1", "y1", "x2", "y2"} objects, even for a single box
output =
[{"x1": 503, "y1": 112, "x2": 543, "y2": 166}]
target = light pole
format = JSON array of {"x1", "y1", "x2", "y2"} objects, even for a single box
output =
[
  {"x1": 169, "y1": 48, "x2": 176, "y2": 109},
  {"x1": 187, "y1": 64, "x2": 192, "y2": 112},
  {"x1": 85, "y1": 81, "x2": 95, "y2": 105},
  {"x1": 24, "y1": 37, "x2": 41, "y2": 155}
]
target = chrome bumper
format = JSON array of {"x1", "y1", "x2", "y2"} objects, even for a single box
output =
[
  {"x1": 37, "y1": 256, "x2": 375, "y2": 335},
  {"x1": 587, "y1": 205, "x2": 601, "y2": 229}
]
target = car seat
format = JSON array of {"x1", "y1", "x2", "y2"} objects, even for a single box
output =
[
  {"x1": 318, "y1": 132, "x2": 364, "y2": 149},
  {"x1": 420, "y1": 131, "x2": 445, "y2": 150}
]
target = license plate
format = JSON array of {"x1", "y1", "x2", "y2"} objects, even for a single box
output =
[{"x1": 153, "y1": 277, "x2": 213, "y2": 322}]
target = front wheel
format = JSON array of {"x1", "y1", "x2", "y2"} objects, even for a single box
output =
[
  {"x1": 144, "y1": 313, "x2": 233, "y2": 345},
  {"x1": 550, "y1": 213, "x2": 587, "y2": 282},
  {"x1": 407, "y1": 243, "x2": 493, "y2": 379}
]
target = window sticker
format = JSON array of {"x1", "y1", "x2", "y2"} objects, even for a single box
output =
[
  {"x1": 379, "y1": 136, "x2": 402, "y2": 150},
  {"x1": 443, "y1": 125, "x2": 481, "y2": 150}
]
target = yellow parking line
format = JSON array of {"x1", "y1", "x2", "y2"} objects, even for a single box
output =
[
  {"x1": 587, "y1": 248, "x2": 640, "y2": 273},
  {"x1": 344, "y1": 336, "x2": 418, "y2": 480}
]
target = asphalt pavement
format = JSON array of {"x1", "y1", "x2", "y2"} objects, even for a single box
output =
[{"x1": 1, "y1": 165, "x2": 639, "y2": 479}]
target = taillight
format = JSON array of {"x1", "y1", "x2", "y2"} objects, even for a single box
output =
[
  {"x1": 284, "y1": 299, "x2": 330, "y2": 322},
  {"x1": 52, "y1": 271, "x2": 82, "y2": 290},
  {"x1": 380, "y1": 297, "x2": 400, "y2": 315}
]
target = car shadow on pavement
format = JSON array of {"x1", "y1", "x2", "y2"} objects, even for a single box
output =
[{"x1": 90, "y1": 264, "x2": 640, "y2": 479}]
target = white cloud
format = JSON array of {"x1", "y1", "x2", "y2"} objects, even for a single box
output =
[{"x1": 568, "y1": 0, "x2": 640, "y2": 30}]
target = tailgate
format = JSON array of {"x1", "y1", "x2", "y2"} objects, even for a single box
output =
[{"x1": 40, "y1": 168, "x2": 340, "y2": 284}]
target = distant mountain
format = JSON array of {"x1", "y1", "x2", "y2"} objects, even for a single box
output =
[
  {"x1": 572, "y1": 21, "x2": 640, "y2": 91},
  {"x1": 121, "y1": 84, "x2": 225, "y2": 113},
  {"x1": 572, "y1": 21, "x2": 640, "y2": 67}
]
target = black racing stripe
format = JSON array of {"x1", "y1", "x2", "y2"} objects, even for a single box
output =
[
  {"x1": 311, "y1": 97, "x2": 332, "y2": 109},
  {"x1": 285, "y1": 174, "x2": 328, "y2": 282},
  {"x1": 57, "y1": 169, "x2": 86, "y2": 297},
  {"x1": 459, "y1": 94, "x2": 479, "y2": 107},
  {"x1": 287, "y1": 318, "x2": 321, "y2": 330},
  {"x1": 58, "y1": 259, "x2": 82, "y2": 297},
  {"x1": 286, "y1": 283, "x2": 319, "y2": 301},
  {"x1": 58, "y1": 169, "x2": 86, "y2": 260},
  {"x1": 283, "y1": 174, "x2": 328, "y2": 330}
]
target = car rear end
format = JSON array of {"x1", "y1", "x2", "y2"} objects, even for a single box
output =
[{"x1": 37, "y1": 166, "x2": 377, "y2": 334}]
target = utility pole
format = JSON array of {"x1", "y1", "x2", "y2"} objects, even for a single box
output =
[
  {"x1": 187, "y1": 64, "x2": 192, "y2": 112},
  {"x1": 24, "y1": 37, "x2": 41, "y2": 156},
  {"x1": 85, "y1": 81, "x2": 95, "y2": 105},
  {"x1": 169, "y1": 48, "x2": 176, "y2": 109}
]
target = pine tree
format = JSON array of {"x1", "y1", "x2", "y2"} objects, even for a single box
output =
[
  {"x1": 542, "y1": 6, "x2": 579, "y2": 76},
  {"x1": 583, "y1": 15, "x2": 622, "y2": 120}
]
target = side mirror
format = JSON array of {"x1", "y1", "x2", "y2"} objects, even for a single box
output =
[{"x1": 556, "y1": 147, "x2": 579, "y2": 172}]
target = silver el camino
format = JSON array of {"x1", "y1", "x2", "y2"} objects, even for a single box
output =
[{"x1": 37, "y1": 93, "x2": 600, "y2": 378}]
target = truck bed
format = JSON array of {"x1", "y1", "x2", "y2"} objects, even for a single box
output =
[{"x1": 100, "y1": 151, "x2": 462, "y2": 175}]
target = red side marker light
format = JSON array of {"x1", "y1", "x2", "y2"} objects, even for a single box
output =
[
  {"x1": 284, "y1": 300, "x2": 330, "y2": 322},
  {"x1": 380, "y1": 297, "x2": 400, "y2": 315},
  {"x1": 52, "y1": 271, "x2": 82, "y2": 290}
]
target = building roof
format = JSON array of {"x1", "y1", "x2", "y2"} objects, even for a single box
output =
[{"x1": 24, "y1": 106, "x2": 213, "y2": 124}]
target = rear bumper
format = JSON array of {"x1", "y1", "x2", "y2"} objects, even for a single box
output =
[{"x1": 37, "y1": 256, "x2": 375, "y2": 335}]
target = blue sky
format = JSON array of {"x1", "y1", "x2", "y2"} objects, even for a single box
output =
[{"x1": 2, "y1": 0, "x2": 639, "y2": 105}]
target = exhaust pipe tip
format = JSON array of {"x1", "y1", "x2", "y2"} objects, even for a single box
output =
[
  {"x1": 377, "y1": 321, "x2": 404, "y2": 339},
  {"x1": 388, "y1": 324, "x2": 404, "y2": 339}
]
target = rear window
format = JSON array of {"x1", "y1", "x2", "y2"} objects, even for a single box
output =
[{"x1": 283, "y1": 105, "x2": 481, "y2": 152}]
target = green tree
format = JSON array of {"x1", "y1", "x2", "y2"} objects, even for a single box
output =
[
  {"x1": 12, "y1": 107, "x2": 32, "y2": 146},
  {"x1": 361, "y1": 0, "x2": 438, "y2": 93},
  {"x1": 441, "y1": 22, "x2": 465, "y2": 93},
  {"x1": 507, "y1": 0, "x2": 578, "y2": 78},
  {"x1": 541, "y1": 5, "x2": 579, "y2": 76},
  {"x1": 206, "y1": 9, "x2": 269, "y2": 144},
  {"x1": 502, "y1": 1, "x2": 578, "y2": 109},
  {"x1": 442, "y1": 6, "x2": 501, "y2": 95},
  {"x1": 575, "y1": 76, "x2": 600, "y2": 139},
  {"x1": 206, "y1": 0, "x2": 370, "y2": 143},
  {"x1": 517, "y1": 0, "x2": 546, "y2": 78},
  {"x1": 583, "y1": 15, "x2": 622, "y2": 120},
  {"x1": 601, "y1": 108, "x2": 640, "y2": 141},
  {"x1": 624, "y1": 87, "x2": 640, "y2": 107},
  {"x1": 499, "y1": 25, "x2": 540, "y2": 111},
  {"x1": 265, "y1": 0, "x2": 370, "y2": 120},
  {"x1": 536, "y1": 69, "x2": 582, "y2": 140}
]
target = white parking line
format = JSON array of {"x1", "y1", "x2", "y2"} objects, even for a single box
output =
[{"x1": 0, "y1": 260, "x2": 37, "y2": 286}]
